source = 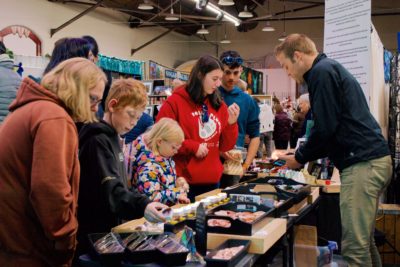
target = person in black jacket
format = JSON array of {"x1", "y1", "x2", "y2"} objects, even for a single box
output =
[
  {"x1": 275, "y1": 34, "x2": 392, "y2": 267},
  {"x1": 77, "y1": 78, "x2": 168, "y2": 258}
]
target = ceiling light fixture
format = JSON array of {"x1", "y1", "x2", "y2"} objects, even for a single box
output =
[
  {"x1": 165, "y1": 0, "x2": 180, "y2": 22},
  {"x1": 196, "y1": 24, "x2": 209, "y2": 34},
  {"x1": 220, "y1": 23, "x2": 231, "y2": 44},
  {"x1": 238, "y1": 5, "x2": 253, "y2": 18},
  {"x1": 278, "y1": 32, "x2": 287, "y2": 41},
  {"x1": 138, "y1": 0, "x2": 153, "y2": 10},
  {"x1": 278, "y1": 0, "x2": 286, "y2": 41},
  {"x1": 262, "y1": 21, "x2": 275, "y2": 32},
  {"x1": 218, "y1": 0, "x2": 235, "y2": 6},
  {"x1": 262, "y1": 1, "x2": 275, "y2": 31},
  {"x1": 165, "y1": 8, "x2": 179, "y2": 21}
]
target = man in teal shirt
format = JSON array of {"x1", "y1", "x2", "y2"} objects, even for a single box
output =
[{"x1": 219, "y1": 51, "x2": 260, "y2": 187}]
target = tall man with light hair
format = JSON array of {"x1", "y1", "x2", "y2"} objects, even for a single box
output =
[{"x1": 275, "y1": 33, "x2": 391, "y2": 267}]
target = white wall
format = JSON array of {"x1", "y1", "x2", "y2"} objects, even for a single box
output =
[
  {"x1": 0, "y1": 0, "x2": 191, "y2": 68},
  {"x1": 265, "y1": 69, "x2": 296, "y2": 101}
]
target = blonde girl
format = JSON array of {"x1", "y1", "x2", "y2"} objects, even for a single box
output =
[{"x1": 129, "y1": 118, "x2": 190, "y2": 205}]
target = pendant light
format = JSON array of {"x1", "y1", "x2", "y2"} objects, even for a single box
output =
[
  {"x1": 278, "y1": 1, "x2": 287, "y2": 41},
  {"x1": 138, "y1": 0, "x2": 153, "y2": 10},
  {"x1": 218, "y1": 0, "x2": 235, "y2": 6},
  {"x1": 262, "y1": 1, "x2": 275, "y2": 32},
  {"x1": 196, "y1": 24, "x2": 209, "y2": 35},
  {"x1": 220, "y1": 23, "x2": 231, "y2": 44},
  {"x1": 165, "y1": 1, "x2": 179, "y2": 21},
  {"x1": 239, "y1": 5, "x2": 253, "y2": 18},
  {"x1": 262, "y1": 21, "x2": 275, "y2": 31}
]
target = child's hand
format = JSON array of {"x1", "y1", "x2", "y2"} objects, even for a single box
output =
[
  {"x1": 176, "y1": 177, "x2": 189, "y2": 192},
  {"x1": 144, "y1": 202, "x2": 169, "y2": 223},
  {"x1": 177, "y1": 194, "x2": 190, "y2": 204}
]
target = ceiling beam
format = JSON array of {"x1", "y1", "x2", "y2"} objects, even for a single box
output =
[
  {"x1": 246, "y1": 3, "x2": 320, "y2": 22},
  {"x1": 131, "y1": 28, "x2": 175, "y2": 55},
  {"x1": 138, "y1": 0, "x2": 180, "y2": 26},
  {"x1": 50, "y1": 0, "x2": 104, "y2": 37}
]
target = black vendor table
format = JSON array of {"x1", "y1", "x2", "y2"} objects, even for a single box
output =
[{"x1": 79, "y1": 191, "x2": 323, "y2": 267}]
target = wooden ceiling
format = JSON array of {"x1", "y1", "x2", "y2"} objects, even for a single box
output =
[{"x1": 48, "y1": 0, "x2": 399, "y2": 36}]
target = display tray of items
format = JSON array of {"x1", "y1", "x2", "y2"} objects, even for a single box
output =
[
  {"x1": 221, "y1": 183, "x2": 294, "y2": 215},
  {"x1": 163, "y1": 193, "x2": 231, "y2": 234},
  {"x1": 206, "y1": 201, "x2": 274, "y2": 236},
  {"x1": 204, "y1": 239, "x2": 250, "y2": 267},
  {"x1": 88, "y1": 232, "x2": 189, "y2": 266},
  {"x1": 246, "y1": 176, "x2": 312, "y2": 204},
  {"x1": 240, "y1": 171, "x2": 259, "y2": 182},
  {"x1": 253, "y1": 158, "x2": 286, "y2": 172}
]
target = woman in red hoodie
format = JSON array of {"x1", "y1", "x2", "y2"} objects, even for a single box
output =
[{"x1": 157, "y1": 55, "x2": 239, "y2": 201}]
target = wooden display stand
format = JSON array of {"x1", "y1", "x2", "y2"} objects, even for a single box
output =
[
  {"x1": 113, "y1": 217, "x2": 147, "y2": 233},
  {"x1": 320, "y1": 168, "x2": 341, "y2": 193},
  {"x1": 307, "y1": 187, "x2": 320, "y2": 204},
  {"x1": 207, "y1": 218, "x2": 287, "y2": 254}
]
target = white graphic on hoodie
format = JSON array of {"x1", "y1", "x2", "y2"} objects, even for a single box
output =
[{"x1": 199, "y1": 116, "x2": 217, "y2": 140}]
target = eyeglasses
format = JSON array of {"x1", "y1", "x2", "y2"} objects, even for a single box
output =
[
  {"x1": 89, "y1": 94, "x2": 102, "y2": 106},
  {"x1": 201, "y1": 104, "x2": 209, "y2": 123},
  {"x1": 221, "y1": 56, "x2": 243, "y2": 66}
]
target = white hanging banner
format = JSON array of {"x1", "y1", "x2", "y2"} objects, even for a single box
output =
[{"x1": 324, "y1": 0, "x2": 371, "y2": 103}]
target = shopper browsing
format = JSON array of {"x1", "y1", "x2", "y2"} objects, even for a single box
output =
[
  {"x1": 77, "y1": 78, "x2": 168, "y2": 256},
  {"x1": 0, "y1": 41, "x2": 21, "y2": 124},
  {"x1": 126, "y1": 118, "x2": 190, "y2": 206},
  {"x1": 273, "y1": 103, "x2": 292, "y2": 150},
  {"x1": 219, "y1": 50, "x2": 260, "y2": 188},
  {"x1": 157, "y1": 55, "x2": 239, "y2": 201},
  {"x1": 275, "y1": 33, "x2": 392, "y2": 267},
  {"x1": 0, "y1": 58, "x2": 106, "y2": 267}
]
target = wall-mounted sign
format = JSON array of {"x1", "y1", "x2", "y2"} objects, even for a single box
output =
[
  {"x1": 165, "y1": 69, "x2": 177, "y2": 79},
  {"x1": 179, "y1": 72, "x2": 189, "y2": 81}
]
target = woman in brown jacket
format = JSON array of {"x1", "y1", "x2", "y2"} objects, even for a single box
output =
[{"x1": 0, "y1": 58, "x2": 106, "y2": 267}]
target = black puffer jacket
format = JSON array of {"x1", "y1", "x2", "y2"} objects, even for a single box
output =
[
  {"x1": 295, "y1": 54, "x2": 390, "y2": 171},
  {"x1": 77, "y1": 121, "x2": 150, "y2": 254}
]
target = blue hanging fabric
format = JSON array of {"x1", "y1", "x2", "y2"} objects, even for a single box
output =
[
  {"x1": 97, "y1": 54, "x2": 144, "y2": 77},
  {"x1": 384, "y1": 50, "x2": 393, "y2": 84}
]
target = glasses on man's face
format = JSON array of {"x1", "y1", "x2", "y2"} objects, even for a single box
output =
[
  {"x1": 221, "y1": 56, "x2": 243, "y2": 66},
  {"x1": 202, "y1": 104, "x2": 209, "y2": 123},
  {"x1": 89, "y1": 94, "x2": 101, "y2": 106}
]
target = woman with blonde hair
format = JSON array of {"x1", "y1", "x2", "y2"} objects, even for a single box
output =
[
  {"x1": 0, "y1": 57, "x2": 106, "y2": 267},
  {"x1": 127, "y1": 118, "x2": 190, "y2": 206}
]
